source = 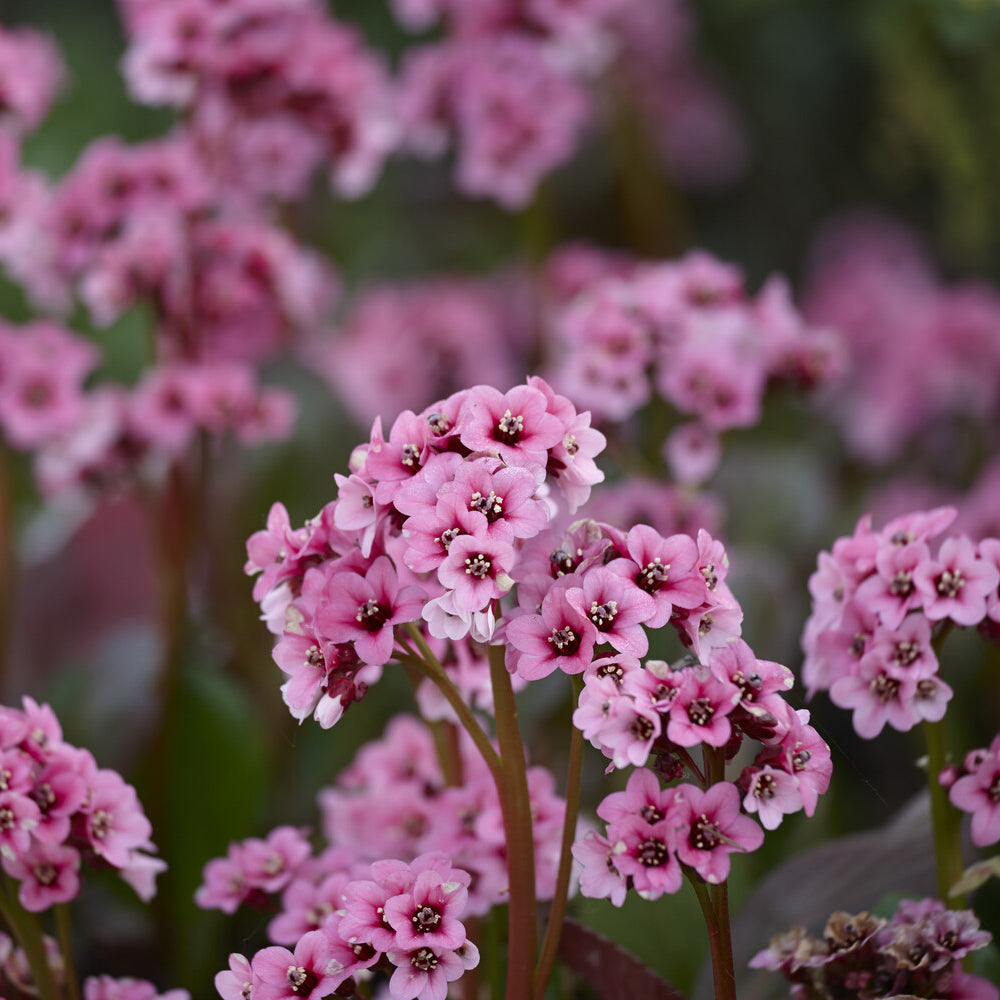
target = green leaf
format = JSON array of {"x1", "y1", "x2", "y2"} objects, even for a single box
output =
[{"x1": 161, "y1": 664, "x2": 270, "y2": 988}]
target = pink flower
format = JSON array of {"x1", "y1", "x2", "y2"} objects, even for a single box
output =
[
  {"x1": 82, "y1": 769, "x2": 154, "y2": 869},
  {"x1": 506, "y1": 583, "x2": 597, "y2": 680},
  {"x1": 596, "y1": 767, "x2": 673, "y2": 828},
  {"x1": 608, "y1": 815, "x2": 682, "y2": 900},
  {"x1": 739, "y1": 766, "x2": 802, "y2": 831},
  {"x1": 854, "y1": 539, "x2": 930, "y2": 631},
  {"x1": 457, "y1": 383, "x2": 563, "y2": 468},
  {"x1": 252, "y1": 930, "x2": 348, "y2": 1000},
  {"x1": 565, "y1": 567, "x2": 655, "y2": 658},
  {"x1": 914, "y1": 534, "x2": 1000, "y2": 626},
  {"x1": 84, "y1": 977, "x2": 189, "y2": 1000},
  {"x1": 667, "y1": 667, "x2": 740, "y2": 748},
  {"x1": 383, "y1": 869, "x2": 469, "y2": 952},
  {"x1": 608, "y1": 525, "x2": 704, "y2": 629},
  {"x1": 316, "y1": 558, "x2": 425, "y2": 667},
  {"x1": 673, "y1": 781, "x2": 764, "y2": 884},
  {"x1": 2, "y1": 841, "x2": 80, "y2": 911},
  {"x1": 829, "y1": 653, "x2": 919, "y2": 738},
  {"x1": 571, "y1": 831, "x2": 627, "y2": 906},
  {"x1": 436, "y1": 534, "x2": 515, "y2": 615},
  {"x1": 949, "y1": 738, "x2": 1000, "y2": 847},
  {"x1": 386, "y1": 942, "x2": 474, "y2": 1000},
  {"x1": 215, "y1": 954, "x2": 252, "y2": 1000}
]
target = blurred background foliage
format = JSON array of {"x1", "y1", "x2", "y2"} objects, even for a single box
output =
[{"x1": 3, "y1": 0, "x2": 1000, "y2": 997}]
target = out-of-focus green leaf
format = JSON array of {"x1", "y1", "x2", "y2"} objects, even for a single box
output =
[{"x1": 160, "y1": 664, "x2": 270, "y2": 990}]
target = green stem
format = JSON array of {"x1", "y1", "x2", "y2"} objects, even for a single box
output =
[
  {"x1": 400, "y1": 658, "x2": 463, "y2": 788},
  {"x1": 923, "y1": 718, "x2": 967, "y2": 908},
  {"x1": 0, "y1": 881, "x2": 60, "y2": 1000},
  {"x1": 400, "y1": 624, "x2": 502, "y2": 781},
  {"x1": 534, "y1": 676, "x2": 585, "y2": 998},
  {"x1": 488, "y1": 643, "x2": 538, "y2": 1000},
  {"x1": 55, "y1": 904, "x2": 81, "y2": 1000}
]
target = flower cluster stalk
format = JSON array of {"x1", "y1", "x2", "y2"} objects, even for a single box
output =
[
  {"x1": 924, "y1": 623, "x2": 967, "y2": 909},
  {"x1": 0, "y1": 879, "x2": 61, "y2": 1000},
  {"x1": 534, "y1": 675, "x2": 586, "y2": 998},
  {"x1": 488, "y1": 643, "x2": 538, "y2": 1000},
  {"x1": 923, "y1": 717, "x2": 967, "y2": 908}
]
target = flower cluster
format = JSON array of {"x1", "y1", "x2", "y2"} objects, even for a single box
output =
[
  {"x1": 543, "y1": 248, "x2": 842, "y2": 482},
  {"x1": 942, "y1": 732, "x2": 1000, "y2": 848},
  {"x1": 0, "y1": 944, "x2": 186, "y2": 1000},
  {"x1": 0, "y1": 698, "x2": 163, "y2": 913},
  {"x1": 315, "y1": 245, "x2": 839, "y2": 494},
  {"x1": 801, "y1": 506, "x2": 1000, "y2": 737},
  {"x1": 245, "y1": 377, "x2": 605, "y2": 726},
  {"x1": 38, "y1": 135, "x2": 335, "y2": 358},
  {"x1": 804, "y1": 212, "x2": 1000, "y2": 463},
  {"x1": 0, "y1": 24, "x2": 63, "y2": 136},
  {"x1": 392, "y1": 0, "x2": 747, "y2": 206},
  {"x1": 750, "y1": 898, "x2": 997, "y2": 1000},
  {"x1": 214, "y1": 851, "x2": 478, "y2": 1000},
  {"x1": 570, "y1": 640, "x2": 831, "y2": 904},
  {"x1": 197, "y1": 720, "x2": 501, "y2": 1000},
  {"x1": 198, "y1": 714, "x2": 569, "y2": 924},
  {"x1": 0, "y1": 320, "x2": 98, "y2": 453},
  {"x1": 117, "y1": 0, "x2": 396, "y2": 202}
]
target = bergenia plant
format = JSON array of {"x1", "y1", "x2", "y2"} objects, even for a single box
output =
[{"x1": 231, "y1": 376, "x2": 832, "y2": 1000}]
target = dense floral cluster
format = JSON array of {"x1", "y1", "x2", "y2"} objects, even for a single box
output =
[
  {"x1": 802, "y1": 506, "x2": 1000, "y2": 737},
  {"x1": 245, "y1": 377, "x2": 606, "y2": 725},
  {"x1": 941, "y1": 732, "x2": 1000, "y2": 848},
  {"x1": 213, "y1": 851, "x2": 479, "y2": 1000},
  {"x1": 392, "y1": 0, "x2": 746, "y2": 205},
  {"x1": 0, "y1": 24, "x2": 63, "y2": 136},
  {"x1": 0, "y1": 320, "x2": 98, "y2": 453},
  {"x1": 547, "y1": 249, "x2": 841, "y2": 427},
  {"x1": 804, "y1": 213, "x2": 1000, "y2": 462},
  {"x1": 0, "y1": 698, "x2": 162, "y2": 912},
  {"x1": 117, "y1": 0, "x2": 396, "y2": 202},
  {"x1": 570, "y1": 641, "x2": 831, "y2": 903},
  {"x1": 198, "y1": 723, "x2": 506, "y2": 999},
  {"x1": 750, "y1": 899, "x2": 997, "y2": 1000},
  {"x1": 38, "y1": 135, "x2": 335, "y2": 358},
  {"x1": 0, "y1": 950, "x2": 186, "y2": 1000},
  {"x1": 197, "y1": 716, "x2": 568, "y2": 924},
  {"x1": 0, "y1": 317, "x2": 295, "y2": 498},
  {"x1": 311, "y1": 245, "x2": 841, "y2": 493}
]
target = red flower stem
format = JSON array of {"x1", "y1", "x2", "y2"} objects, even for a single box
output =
[
  {"x1": 0, "y1": 878, "x2": 60, "y2": 1000},
  {"x1": 534, "y1": 675, "x2": 585, "y2": 998},
  {"x1": 55, "y1": 903, "x2": 81, "y2": 1000},
  {"x1": 682, "y1": 866, "x2": 735, "y2": 1000},
  {"x1": 488, "y1": 642, "x2": 538, "y2": 1000},
  {"x1": 704, "y1": 746, "x2": 737, "y2": 1000}
]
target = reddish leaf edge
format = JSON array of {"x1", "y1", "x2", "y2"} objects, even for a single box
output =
[{"x1": 557, "y1": 916, "x2": 689, "y2": 1000}]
